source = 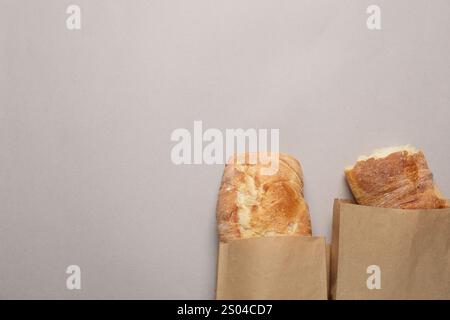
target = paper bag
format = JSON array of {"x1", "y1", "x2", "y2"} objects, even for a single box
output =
[
  {"x1": 326, "y1": 244, "x2": 331, "y2": 299},
  {"x1": 216, "y1": 236, "x2": 328, "y2": 300},
  {"x1": 331, "y1": 199, "x2": 450, "y2": 300}
]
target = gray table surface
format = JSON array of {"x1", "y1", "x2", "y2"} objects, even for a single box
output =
[{"x1": 1, "y1": 0, "x2": 449, "y2": 299}]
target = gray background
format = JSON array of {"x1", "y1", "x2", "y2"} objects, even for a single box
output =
[{"x1": 1, "y1": 0, "x2": 449, "y2": 299}]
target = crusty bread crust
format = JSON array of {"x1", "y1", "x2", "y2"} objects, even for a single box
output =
[
  {"x1": 216, "y1": 153, "x2": 312, "y2": 242},
  {"x1": 345, "y1": 146, "x2": 448, "y2": 209}
]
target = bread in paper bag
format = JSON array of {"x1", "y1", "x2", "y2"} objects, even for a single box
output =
[
  {"x1": 345, "y1": 145, "x2": 449, "y2": 209},
  {"x1": 216, "y1": 152, "x2": 312, "y2": 242}
]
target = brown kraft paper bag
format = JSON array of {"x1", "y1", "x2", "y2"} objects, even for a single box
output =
[
  {"x1": 216, "y1": 236, "x2": 328, "y2": 300},
  {"x1": 331, "y1": 199, "x2": 450, "y2": 300}
]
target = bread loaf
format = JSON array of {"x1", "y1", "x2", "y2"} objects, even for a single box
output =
[
  {"x1": 345, "y1": 145, "x2": 449, "y2": 209},
  {"x1": 216, "y1": 153, "x2": 312, "y2": 242}
]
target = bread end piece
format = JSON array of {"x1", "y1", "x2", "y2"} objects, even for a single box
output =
[{"x1": 345, "y1": 145, "x2": 448, "y2": 209}]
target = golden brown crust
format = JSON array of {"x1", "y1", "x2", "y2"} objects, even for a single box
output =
[
  {"x1": 216, "y1": 153, "x2": 312, "y2": 242},
  {"x1": 345, "y1": 149, "x2": 449, "y2": 209}
]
